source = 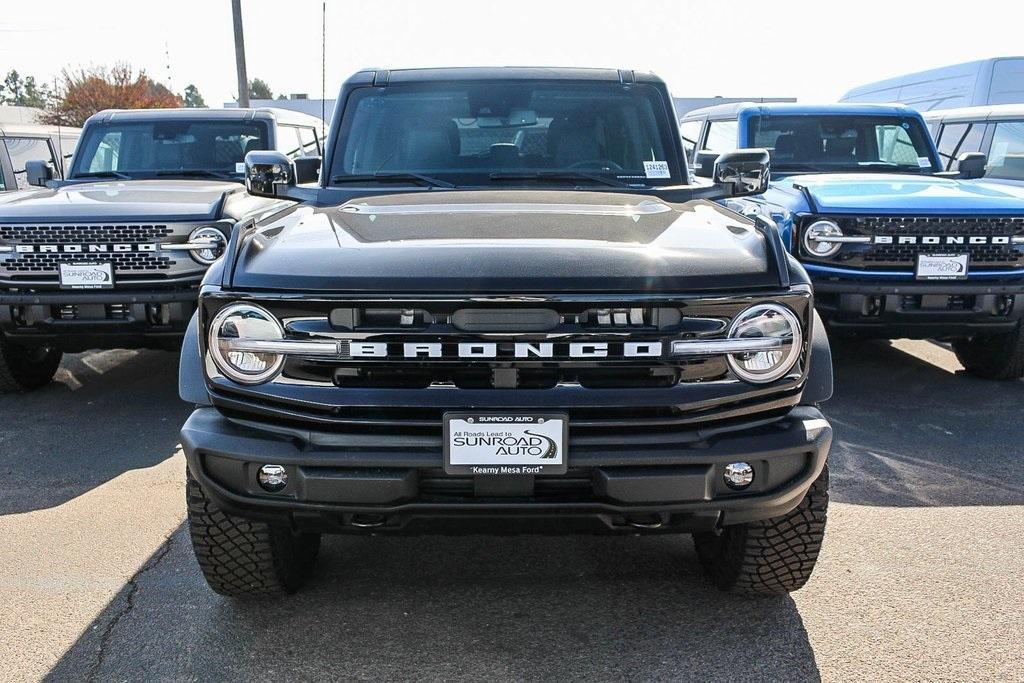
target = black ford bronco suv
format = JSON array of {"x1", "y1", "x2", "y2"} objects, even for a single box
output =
[
  {"x1": 0, "y1": 107, "x2": 323, "y2": 391},
  {"x1": 178, "y1": 68, "x2": 834, "y2": 597}
]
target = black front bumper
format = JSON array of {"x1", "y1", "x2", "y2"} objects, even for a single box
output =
[
  {"x1": 180, "y1": 405, "x2": 832, "y2": 534},
  {"x1": 0, "y1": 288, "x2": 197, "y2": 351},
  {"x1": 812, "y1": 279, "x2": 1024, "y2": 338}
]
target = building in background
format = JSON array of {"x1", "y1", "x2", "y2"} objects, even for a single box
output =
[
  {"x1": 0, "y1": 105, "x2": 44, "y2": 125},
  {"x1": 841, "y1": 57, "x2": 1024, "y2": 110}
]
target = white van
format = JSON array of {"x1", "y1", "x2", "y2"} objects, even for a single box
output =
[{"x1": 840, "y1": 57, "x2": 1024, "y2": 111}]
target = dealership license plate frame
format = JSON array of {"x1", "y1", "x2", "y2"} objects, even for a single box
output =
[
  {"x1": 443, "y1": 412, "x2": 569, "y2": 475},
  {"x1": 58, "y1": 262, "x2": 115, "y2": 290},
  {"x1": 915, "y1": 253, "x2": 969, "y2": 281}
]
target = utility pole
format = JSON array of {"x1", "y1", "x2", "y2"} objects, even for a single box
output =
[{"x1": 231, "y1": 0, "x2": 249, "y2": 107}]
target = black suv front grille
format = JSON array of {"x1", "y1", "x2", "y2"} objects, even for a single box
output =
[
  {"x1": 812, "y1": 216, "x2": 1024, "y2": 269},
  {"x1": 0, "y1": 224, "x2": 173, "y2": 244},
  {"x1": 6, "y1": 251, "x2": 174, "y2": 273},
  {"x1": 0, "y1": 223, "x2": 193, "y2": 279}
]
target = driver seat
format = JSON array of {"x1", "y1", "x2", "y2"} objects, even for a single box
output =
[{"x1": 546, "y1": 114, "x2": 602, "y2": 167}]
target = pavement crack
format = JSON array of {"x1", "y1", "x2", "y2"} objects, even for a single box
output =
[{"x1": 85, "y1": 533, "x2": 176, "y2": 682}]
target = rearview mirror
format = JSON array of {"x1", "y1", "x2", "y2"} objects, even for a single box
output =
[
  {"x1": 245, "y1": 150, "x2": 295, "y2": 197},
  {"x1": 25, "y1": 160, "x2": 54, "y2": 187},
  {"x1": 957, "y1": 152, "x2": 987, "y2": 180},
  {"x1": 693, "y1": 151, "x2": 719, "y2": 179},
  {"x1": 714, "y1": 148, "x2": 770, "y2": 197}
]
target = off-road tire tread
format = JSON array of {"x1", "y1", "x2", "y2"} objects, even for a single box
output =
[
  {"x1": 0, "y1": 340, "x2": 62, "y2": 393},
  {"x1": 693, "y1": 465, "x2": 829, "y2": 596},
  {"x1": 952, "y1": 325, "x2": 1024, "y2": 380},
  {"x1": 186, "y1": 470, "x2": 320, "y2": 596}
]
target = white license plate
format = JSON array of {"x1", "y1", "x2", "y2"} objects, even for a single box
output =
[
  {"x1": 444, "y1": 413, "x2": 568, "y2": 475},
  {"x1": 59, "y1": 262, "x2": 114, "y2": 289},
  {"x1": 916, "y1": 253, "x2": 969, "y2": 281}
]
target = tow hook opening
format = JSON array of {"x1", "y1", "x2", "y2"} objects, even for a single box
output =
[
  {"x1": 625, "y1": 514, "x2": 665, "y2": 530},
  {"x1": 349, "y1": 514, "x2": 388, "y2": 529}
]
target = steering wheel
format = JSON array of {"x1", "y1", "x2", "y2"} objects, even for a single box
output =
[{"x1": 567, "y1": 159, "x2": 624, "y2": 172}]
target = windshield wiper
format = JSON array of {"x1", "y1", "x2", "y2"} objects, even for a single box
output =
[
  {"x1": 155, "y1": 169, "x2": 238, "y2": 180},
  {"x1": 329, "y1": 173, "x2": 454, "y2": 188},
  {"x1": 488, "y1": 171, "x2": 637, "y2": 188},
  {"x1": 73, "y1": 171, "x2": 133, "y2": 180}
]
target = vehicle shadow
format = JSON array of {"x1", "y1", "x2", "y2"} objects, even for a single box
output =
[
  {"x1": 0, "y1": 349, "x2": 193, "y2": 515},
  {"x1": 824, "y1": 338, "x2": 1024, "y2": 507},
  {"x1": 45, "y1": 523, "x2": 823, "y2": 682}
]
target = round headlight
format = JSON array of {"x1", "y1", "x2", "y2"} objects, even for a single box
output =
[
  {"x1": 189, "y1": 226, "x2": 227, "y2": 265},
  {"x1": 208, "y1": 303, "x2": 285, "y2": 384},
  {"x1": 726, "y1": 303, "x2": 803, "y2": 384},
  {"x1": 802, "y1": 220, "x2": 843, "y2": 258}
]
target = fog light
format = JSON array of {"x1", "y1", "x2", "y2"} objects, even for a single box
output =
[
  {"x1": 723, "y1": 462, "x2": 754, "y2": 490},
  {"x1": 257, "y1": 464, "x2": 288, "y2": 492}
]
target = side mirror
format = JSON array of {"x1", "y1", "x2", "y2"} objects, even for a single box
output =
[
  {"x1": 25, "y1": 160, "x2": 54, "y2": 187},
  {"x1": 714, "y1": 148, "x2": 770, "y2": 197},
  {"x1": 293, "y1": 156, "x2": 322, "y2": 184},
  {"x1": 244, "y1": 150, "x2": 296, "y2": 197},
  {"x1": 957, "y1": 152, "x2": 987, "y2": 180},
  {"x1": 693, "y1": 150, "x2": 719, "y2": 179}
]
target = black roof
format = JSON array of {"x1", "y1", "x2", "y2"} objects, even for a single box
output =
[
  {"x1": 84, "y1": 107, "x2": 323, "y2": 127},
  {"x1": 343, "y1": 66, "x2": 664, "y2": 87}
]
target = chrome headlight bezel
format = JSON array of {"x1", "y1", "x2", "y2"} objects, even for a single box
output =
[
  {"x1": 208, "y1": 303, "x2": 286, "y2": 385},
  {"x1": 189, "y1": 226, "x2": 228, "y2": 265},
  {"x1": 725, "y1": 303, "x2": 803, "y2": 384},
  {"x1": 802, "y1": 219, "x2": 843, "y2": 258}
]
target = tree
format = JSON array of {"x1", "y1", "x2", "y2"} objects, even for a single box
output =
[
  {"x1": 40, "y1": 64, "x2": 183, "y2": 127},
  {"x1": 183, "y1": 84, "x2": 206, "y2": 108},
  {"x1": 248, "y1": 78, "x2": 273, "y2": 100},
  {"x1": 0, "y1": 70, "x2": 52, "y2": 108}
]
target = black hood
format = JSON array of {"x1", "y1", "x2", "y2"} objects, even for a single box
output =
[
  {"x1": 0, "y1": 179, "x2": 241, "y2": 222},
  {"x1": 231, "y1": 190, "x2": 777, "y2": 293}
]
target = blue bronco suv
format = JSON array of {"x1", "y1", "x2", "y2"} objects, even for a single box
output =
[{"x1": 681, "y1": 102, "x2": 1024, "y2": 379}]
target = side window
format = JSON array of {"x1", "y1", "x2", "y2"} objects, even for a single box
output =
[
  {"x1": 88, "y1": 131, "x2": 122, "y2": 172},
  {"x1": 297, "y1": 127, "x2": 320, "y2": 157},
  {"x1": 987, "y1": 121, "x2": 1024, "y2": 180},
  {"x1": 703, "y1": 120, "x2": 738, "y2": 153},
  {"x1": 875, "y1": 125, "x2": 919, "y2": 165},
  {"x1": 950, "y1": 124, "x2": 985, "y2": 171},
  {"x1": 679, "y1": 120, "x2": 702, "y2": 164},
  {"x1": 935, "y1": 123, "x2": 969, "y2": 170},
  {"x1": 2, "y1": 137, "x2": 56, "y2": 189},
  {"x1": 274, "y1": 125, "x2": 303, "y2": 159}
]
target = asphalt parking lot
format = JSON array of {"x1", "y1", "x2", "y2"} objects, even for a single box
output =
[{"x1": 1, "y1": 340, "x2": 1022, "y2": 682}]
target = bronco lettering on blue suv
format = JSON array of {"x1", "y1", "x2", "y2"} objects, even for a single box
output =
[
  {"x1": 681, "y1": 102, "x2": 1024, "y2": 379},
  {"x1": 178, "y1": 67, "x2": 834, "y2": 597},
  {"x1": 0, "y1": 107, "x2": 323, "y2": 392}
]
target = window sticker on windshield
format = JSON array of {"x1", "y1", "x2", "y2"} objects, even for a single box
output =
[
  {"x1": 917, "y1": 156, "x2": 931, "y2": 168},
  {"x1": 235, "y1": 162, "x2": 246, "y2": 174},
  {"x1": 643, "y1": 161, "x2": 670, "y2": 179}
]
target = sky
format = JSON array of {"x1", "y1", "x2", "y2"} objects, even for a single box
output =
[{"x1": 1, "y1": 0, "x2": 1022, "y2": 106}]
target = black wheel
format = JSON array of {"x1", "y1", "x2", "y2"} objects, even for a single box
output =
[
  {"x1": 952, "y1": 325, "x2": 1024, "y2": 380},
  {"x1": 693, "y1": 465, "x2": 829, "y2": 596},
  {"x1": 0, "y1": 339, "x2": 63, "y2": 392},
  {"x1": 186, "y1": 469, "x2": 321, "y2": 597}
]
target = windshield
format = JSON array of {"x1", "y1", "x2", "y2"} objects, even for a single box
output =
[
  {"x1": 70, "y1": 119, "x2": 270, "y2": 180},
  {"x1": 748, "y1": 115, "x2": 938, "y2": 174},
  {"x1": 329, "y1": 81, "x2": 682, "y2": 187}
]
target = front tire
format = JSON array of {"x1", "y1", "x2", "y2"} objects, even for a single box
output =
[
  {"x1": 952, "y1": 325, "x2": 1024, "y2": 380},
  {"x1": 186, "y1": 469, "x2": 321, "y2": 597},
  {"x1": 693, "y1": 465, "x2": 829, "y2": 596},
  {"x1": 0, "y1": 339, "x2": 62, "y2": 392}
]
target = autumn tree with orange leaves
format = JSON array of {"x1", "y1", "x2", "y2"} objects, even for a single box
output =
[{"x1": 40, "y1": 64, "x2": 182, "y2": 127}]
